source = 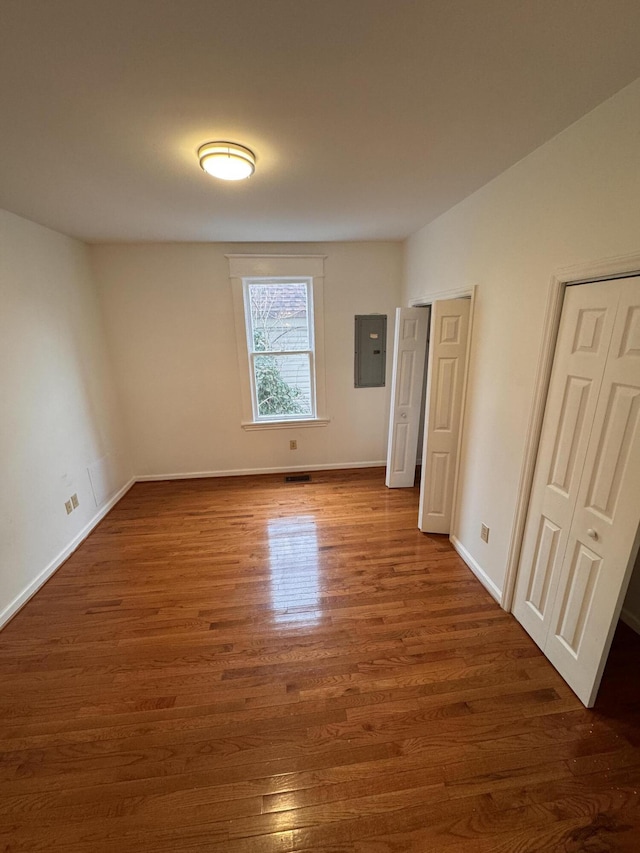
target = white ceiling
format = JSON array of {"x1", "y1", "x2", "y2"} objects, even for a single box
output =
[{"x1": 2, "y1": 0, "x2": 640, "y2": 243}]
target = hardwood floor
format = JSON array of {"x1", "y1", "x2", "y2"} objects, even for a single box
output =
[{"x1": 1, "y1": 468, "x2": 638, "y2": 852}]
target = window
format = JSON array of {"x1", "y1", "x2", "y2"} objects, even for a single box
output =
[
  {"x1": 245, "y1": 279, "x2": 315, "y2": 420},
  {"x1": 228, "y1": 254, "x2": 328, "y2": 430}
]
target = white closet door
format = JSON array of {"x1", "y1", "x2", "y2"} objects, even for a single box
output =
[
  {"x1": 514, "y1": 276, "x2": 640, "y2": 707},
  {"x1": 418, "y1": 298, "x2": 470, "y2": 533},
  {"x1": 385, "y1": 307, "x2": 429, "y2": 488},
  {"x1": 545, "y1": 278, "x2": 640, "y2": 706},
  {"x1": 513, "y1": 281, "x2": 618, "y2": 647}
]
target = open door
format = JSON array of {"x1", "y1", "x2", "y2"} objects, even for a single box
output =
[
  {"x1": 418, "y1": 298, "x2": 470, "y2": 533},
  {"x1": 385, "y1": 307, "x2": 429, "y2": 488},
  {"x1": 513, "y1": 277, "x2": 640, "y2": 706}
]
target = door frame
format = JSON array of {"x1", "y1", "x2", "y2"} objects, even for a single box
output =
[
  {"x1": 502, "y1": 251, "x2": 640, "y2": 613},
  {"x1": 410, "y1": 285, "x2": 477, "y2": 540}
]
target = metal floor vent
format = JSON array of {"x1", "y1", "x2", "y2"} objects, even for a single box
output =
[{"x1": 285, "y1": 474, "x2": 311, "y2": 483}]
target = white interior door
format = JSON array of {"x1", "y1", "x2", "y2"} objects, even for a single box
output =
[
  {"x1": 418, "y1": 298, "x2": 470, "y2": 533},
  {"x1": 514, "y1": 277, "x2": 640, "y2": 706},
  {"x1": 513, "y1": 281, "x2": 618, "y2": 648},
  {"x1": 385, "y1": 307, "x2": 429, "y2": 488}
]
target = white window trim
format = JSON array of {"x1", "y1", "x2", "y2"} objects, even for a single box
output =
[{"x1": 228, "y1": 254, "x2": 329, "y2": 430}]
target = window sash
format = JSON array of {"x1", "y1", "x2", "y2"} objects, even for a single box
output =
[
  {"x1": 246, "y1": 279, "x2": 313, "y2": 355},
  {"x1": 243, "y1": 278, "x2": 317, "y2": 421},
  {"x1": 249, "y1": 351, "x2": 316, "y2": 421}
]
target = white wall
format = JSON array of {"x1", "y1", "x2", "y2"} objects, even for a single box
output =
[
  {"x1": 0, "y1": 210, "x2": 131, "y2": 625},
  {"x1": 92, "y1": 242, "x2": 402, "y2": 477},
  {"x1": 403, "y1": 77, "x2": 640, "y2": 600}
]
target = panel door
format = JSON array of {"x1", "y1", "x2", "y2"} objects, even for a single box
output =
[
  {"x1": 514, "y1": 278, "x2": 640, "y2": 706},
  {"x1": 385, "y1": 307, "x2": 429, "y2": 488},
  {"x1": 418, "y1": 298, "x2": 470, "y2": 533},
  {"x1": 545, "y1": 278, "x2": 640, "y2": 706},
  {"x1": 513, "y1": 281, "x2": 619, "y2": 648}
]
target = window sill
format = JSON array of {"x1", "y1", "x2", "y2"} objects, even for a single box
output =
[{"x1": 241, "y1": 417, "x2": 330, "y2": 432}]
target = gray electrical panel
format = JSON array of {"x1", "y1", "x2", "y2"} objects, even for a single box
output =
[{"x1": 354, "y1": 314, "x2": 387, "y2": 387}]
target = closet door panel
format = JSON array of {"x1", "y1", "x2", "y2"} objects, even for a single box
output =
[
  {"x1": 513, "y1": 281, "x2": 618, "y2": 648},
  {"x1": 545, "y1": 278, "x2": 640, "y2": 706}
]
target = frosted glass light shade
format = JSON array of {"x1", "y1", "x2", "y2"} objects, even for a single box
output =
[{"x1": 198, "y1": 142, "x2": 255, "y2": 181}]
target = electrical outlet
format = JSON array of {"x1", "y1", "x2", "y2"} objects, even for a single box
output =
[
  {"x1": 480, "y1": 524, "x2": 490, "y2": 543},
  {"x1": 71, "y1": 493, "x2": 79, "y2": 509},
  {"x1": 289, "y1": 440, "x2": 297, "y2": 450},
  {"x1": 65, "y1": 500, "x2": 73, "y2": 515}
]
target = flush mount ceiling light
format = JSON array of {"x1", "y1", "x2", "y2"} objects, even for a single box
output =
[{"x1": 198, "y1": 141, "x2": 256, "y2": 181}]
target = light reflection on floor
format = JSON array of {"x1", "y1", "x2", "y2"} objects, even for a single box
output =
[{"x1": 267, "y1": 516, "x2": 321, "y2": 626}]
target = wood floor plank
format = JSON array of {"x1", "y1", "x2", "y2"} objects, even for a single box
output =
[{"x1": 1, "y1": 468, "x2": 638, "y2": 851}]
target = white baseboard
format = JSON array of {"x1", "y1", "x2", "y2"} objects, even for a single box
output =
[
  {"x1": 621, "y1": 607, "x2": 640, "y2": 636},
  {"x1": 136, "y1": 461, "x2": 386, "y2": 481},
  {"x1": 450, "y1": 534, "x2": 503, "y2": 605},
  {"x1": 0, "y1": 477, "x2": 136, "y2": 630}
]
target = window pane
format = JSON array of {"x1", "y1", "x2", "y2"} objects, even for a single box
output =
[
  {"x1": 249, "y1": 283, "x2": 309, "y2": 352},
  {"x1": 254, "y1": 354, "x2": 313, "y2": 418}
]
